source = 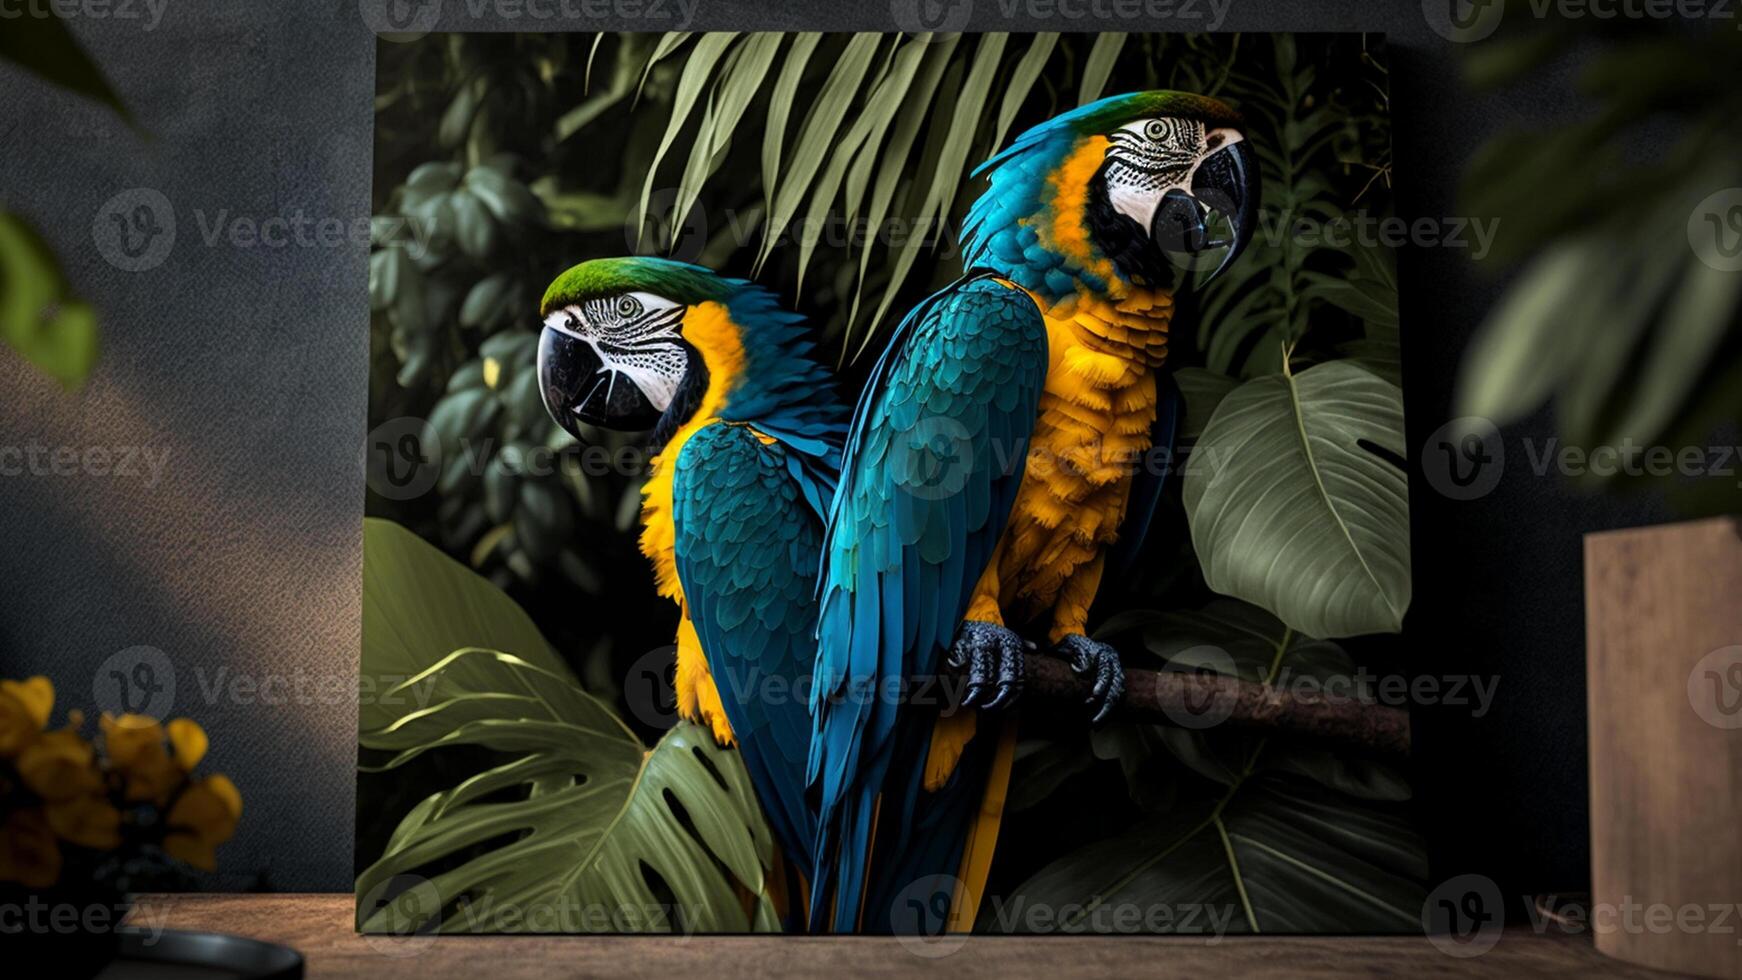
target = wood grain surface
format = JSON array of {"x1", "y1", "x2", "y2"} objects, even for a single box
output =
[
  {"x1": 1587, "y1": 516, "x2": 1742, "y2": 979},
  {"x1": 120, "y1": 894, "x2": 1669, "y2": 978}
]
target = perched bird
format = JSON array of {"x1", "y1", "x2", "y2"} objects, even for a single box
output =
[
  {"x1": 535, "y1": 257, "x2": 846, "y2": 922},
  {"x1": 807, "y1": 92, "x2": 1258, "y2": 933}
]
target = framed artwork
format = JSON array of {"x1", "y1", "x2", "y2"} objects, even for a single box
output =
[{"x1": 356, "y1": 30, "x2": 1415, "y2": 938}]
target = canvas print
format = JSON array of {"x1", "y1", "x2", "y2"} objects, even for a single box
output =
[{"x1": 357, "y1": 31, "x2": 1414, "y2": 937}]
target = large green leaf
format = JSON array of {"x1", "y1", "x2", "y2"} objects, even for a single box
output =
[
  {"x1": 1183, "y1": 360, "x2": 1409, "y2": 638},
  {"x1": 357, "y1": 519, "x2": 778, "y2": 933},
  {"x1": 1095, "y1": 599, "x2": 1412, "y2": 804},
  {"x1": 996, "y1": 768, "x2": 1427, "y2": 934},
  {"x1": 1013, "y1": 600, "x2": 1424, "y2": 934}
]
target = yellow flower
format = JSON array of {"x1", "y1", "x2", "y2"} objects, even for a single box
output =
[
  {"x1": 15, "y1": 730, "x2": 100, "y2": 802},
  {"x1": 165, "y1": 774, "x2": 241, "y2": 871},
  {"x1": 0, "y1": 809, "x2": 62, "y2": 888},
  {"x1": 166, "y1": 718, "x2": 208, "y2": 771},
  {"x1": 163, "y1": 832, "x2": 216, "y2": 872},
  {"x1": 101, "y1": 713, "x2": 180, "y2": 803},
  {"x1": 101, "y1": 713, "x2": 164, "y2": 767},
  {"x1": 0, "y1": 677, "x2": 53, "y2": 756},
  {"x1": 45, "y1": 794, "x2": 122, "y2": 850}
]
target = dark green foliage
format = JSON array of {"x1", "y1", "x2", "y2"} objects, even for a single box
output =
[{"x1": 1457, "y1": 8, "x2": 1742, "y2": 515}]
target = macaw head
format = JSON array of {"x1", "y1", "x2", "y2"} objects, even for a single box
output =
[
  {"x1": 963, "y1": 90, "x2": 1259, "y2": 296},
  {"x1": 535, "y1": 256, "x2": 736, "y2": 434},
  {"x1": 536, "y1": 256, "x2": 838, "y2": 444}
]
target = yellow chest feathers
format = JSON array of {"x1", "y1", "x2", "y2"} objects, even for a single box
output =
[
  {"x1": 636, "y1": 301, "x2": 746, "y2": 607},
  {"x1": 999, "y1": 286, "x2": 1172, "y2": 609}
]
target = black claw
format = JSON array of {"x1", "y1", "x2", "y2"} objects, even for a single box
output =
[
  {"x1": 983, "y1": 638, "x2": 1024, "y2": 711},
  {"x1": 964, "y1": 641, "x2": 995, "y2": 707},
  {"x1": 949, "y1": 620, "x2": 1028, "y2": 713},
  {"x1": 1056, "y1": 634, "x2": 1126, "y2": 726}
]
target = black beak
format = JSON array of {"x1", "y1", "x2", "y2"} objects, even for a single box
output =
[
  {"x1": 537, "y1": 327, "x2": 661, "y2": 436},
  {"x1": 1150, "y1": 139, "x2": 1259, "y2": 283}
]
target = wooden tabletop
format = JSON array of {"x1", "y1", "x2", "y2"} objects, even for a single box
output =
[{"x1": 124, "y1": 894, "x2": 1676, "y2": 978}]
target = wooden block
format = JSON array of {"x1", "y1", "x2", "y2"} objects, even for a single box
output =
[{"x1": 1586, "y1": 516, "x2": 1742, "y2": 979}]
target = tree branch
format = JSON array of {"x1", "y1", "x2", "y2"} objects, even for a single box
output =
[{"x1": 977, "y1": 651, "x2": 1411, "y2": 759}]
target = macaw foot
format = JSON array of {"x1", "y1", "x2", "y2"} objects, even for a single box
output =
[
  {"x1": 1056, "y1": 634, "x2": 1126, "y2": 726},
  {"x1": 947, "y1": 620, "x2": 1027, "y2": 711}
]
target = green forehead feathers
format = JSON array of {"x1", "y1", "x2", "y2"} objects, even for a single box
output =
[{"x1": 540, "y1": 257, "x2": 736, "y2": 315}]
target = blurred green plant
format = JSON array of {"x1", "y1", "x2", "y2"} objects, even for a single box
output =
[
  {"x1": 1456, "y1": 10, "x2": 1742, "y2": 514},
  {"x1": 357, "y1": 519, "x2": 779, "y2": 934},
  {"x1": 0, "y1": 18, "x2": 125, "y2": 389}
]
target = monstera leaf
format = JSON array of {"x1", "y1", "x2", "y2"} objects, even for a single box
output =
[
  {"x1": 997, "y1": 769, "x2": 1426, "y2": 935},
  {"x1": 997, "y1": 599, "x2": 1426, "y2": 935},
  {"x1": 357, "y1": 519, "x2": 779, "y2": 933},
  {"x1": 1182, "y1": 360, "x2": 1409, "y2": 638}
]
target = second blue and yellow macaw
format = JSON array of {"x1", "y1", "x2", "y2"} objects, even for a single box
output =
[
  {"x1": 807, "y1": 91, "x2": 1258, "y2": 933},
  {"x1": 534, "y1": 257, "x2": 845, "y2": 926}
]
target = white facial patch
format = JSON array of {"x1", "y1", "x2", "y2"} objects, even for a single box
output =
[
  {"x1": 1105, "y1": 118, "x2": 1245, "y2": 231},
  {"x1": 543, "y1": 291, "x2": 687, "y2": 412}
]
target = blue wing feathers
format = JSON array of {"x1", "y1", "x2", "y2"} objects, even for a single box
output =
[
  {"x1": 673, "y1": 423, "x2": 832, "y2": 882},
  {"x1": 806, "y1": 275, "x2": 1048, "y2": 931}
]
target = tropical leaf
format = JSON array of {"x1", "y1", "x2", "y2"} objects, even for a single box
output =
[
  {"x1": 1094, "y1": 599, "x2": 1413, "y2": 803},
  {"x1": 1185, "y1": 35, "x2": 1366, "y2": 381},
  {"x1": 753, "y1": 33, "x2": 882, "y2": 275},
  {"x1": 994, "y1": 33, "x2": 1058, "y2": 152},
  {"x1": 1076, "y1": 33, "x2": 1126, "y2": 106},
  {"x1": 996, "y1": 769, "x2": 1426, "y2": 934},
  {"x1": 1183, "y1": 360, "x2": 1409, "y2": 638},
  {"x1": 1174, "y1": 367, "x2": 1237, "y2": 444},
  {"x1": 635, "y1": 32, "x2": 738, "y2": 249},
  {"x1": 356, "y1": 519, "x2": 779, "y2": 933},
  {"x1": 1004, "y1": 599, "x2": 1424, "y2": 935}
]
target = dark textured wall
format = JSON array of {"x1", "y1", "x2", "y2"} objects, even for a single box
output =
[{"x1": 0, "y1": 1, "x2": 1666, "y2": 895}]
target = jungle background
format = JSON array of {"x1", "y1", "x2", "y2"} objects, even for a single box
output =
[{"x1": 356, "y1": 31, "x2": 1421, "y2": 932}]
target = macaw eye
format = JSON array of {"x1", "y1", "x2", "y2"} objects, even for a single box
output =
[
  {"x1": 615, "y1": 295, "x2": 642, "y2": 319},
  {"x1": 1144, "y1": 120, "x2": 1168, "y2": 141}
]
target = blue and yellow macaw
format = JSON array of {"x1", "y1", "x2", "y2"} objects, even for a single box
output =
[
  {"x1": 535, "y1": 257, "x2": 845, "y2": 922},
  {"x1": 807, "y1": 92, "x2": 1258, "y2": 933}
]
